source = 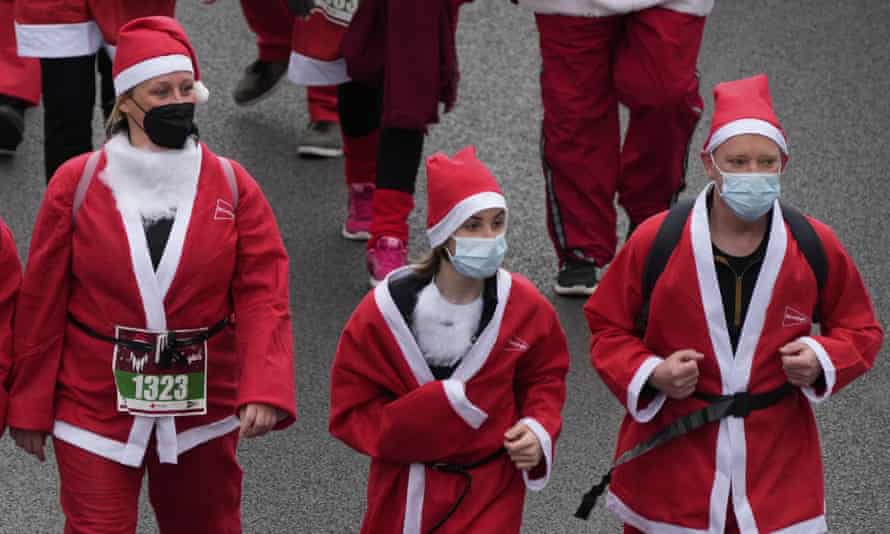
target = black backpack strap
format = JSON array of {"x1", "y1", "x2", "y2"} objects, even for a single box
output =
[
  {"x1": 635, "y1": 198, "x2": 696, "y2": 335},
  {"x1": 780, "y1": 202, "x2": 828, "y2": 322}
]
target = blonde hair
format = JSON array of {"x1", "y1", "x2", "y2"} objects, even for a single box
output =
[{"x1": 105, "y1": 90, "x2": 133, "y2": 137}]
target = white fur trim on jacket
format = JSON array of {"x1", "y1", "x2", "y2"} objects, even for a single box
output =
[
  {"x1": 798, "y1": 336, "x2": 836, "y2": 404},
  {"x1": 15, "y1": 21, "x2": 103, "y2": 58},
  {"x1": 518, "y1": 416, "x2": 553, "y2": 491},
  {"x1": 287, "y1": 51, "x2": 350, "y2": 86},
  {"x1": 627, "y1": 356, "x2": 667, "y2": 423}
]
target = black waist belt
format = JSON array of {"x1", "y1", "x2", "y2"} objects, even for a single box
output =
[
  {"x1": 425, "y1": 448, "x2": 506, "y2": 534},
  {"x1": 575, "y1": 382, "x2": 792, "y2": 520},
  {"x1": 69, "y1": 314, "x2": 229, "y2": 369}
]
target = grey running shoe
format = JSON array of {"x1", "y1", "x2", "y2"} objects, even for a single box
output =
[
  {"x1": 554, "y1": 258, "x2": 598, "y2": 296},
  {"x1": 233, "y1": 60, "x2": 288, "y2": 106},
  {"x1": 297, "y1": 120, "x2": 343, "y2": 158},
  {"x1": 0, "y1": 97, "x2": 25, "y2": 156}
]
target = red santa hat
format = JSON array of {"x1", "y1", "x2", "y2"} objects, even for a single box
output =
[
  {"x1": 112, "y1": 16, "x2": 209, "y2": 103},
  {"x1": 426, "y1": 146, "x2": 507, "y2": 248},
  {"x1": 703, "y1": 74, "x2": 786, "y2": 154}
]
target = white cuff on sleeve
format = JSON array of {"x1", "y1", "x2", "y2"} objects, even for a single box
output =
[
  {"x1": 518, "y1": 416, "x2": 553, "y2": 491},
  {"x1": 627, "y1": 356, "x2": 667, "y2": 423},
  {"x1": 799, "y1": 336, "x2": 836, "y2": 404},
  {"x1": 442, "y1": 379, "x2": 488, "y2": 429}
]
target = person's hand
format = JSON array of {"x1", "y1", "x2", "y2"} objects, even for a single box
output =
[
  {"x1": 286, "y1": 0, "x2": 316, "y2": 16},
  {"x1": 238, "y1": 404, "x2": 279, "y2": 438},
  {"x1": 503, "y1": 423, "x2": 542, "y2": 471},
  {"x1": 780, "y1": 342, "x2": 822, "y2": 387},
  {"x1": 648, "y1": 350, "x2": 705, "y2": 399},
  {"x1": 10, "y1": 428, "x2": 47, "y2": 462}
]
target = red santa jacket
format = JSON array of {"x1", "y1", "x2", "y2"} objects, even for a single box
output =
[
  {"x1": 14, "y1": 0, "x2": 175, "y2": 59},
  {"x1": 0, "y1": 221, "x2": 21, "y2": 437},
  {"x1": 7, "y1": 141, "x2": 296, "y2": 466},
  {"x1": 330, "y1": 268, "x2": 568, "y2": 534},
  {"x1": 585, "y1": 184, "x2": 883, "y2": 533}
]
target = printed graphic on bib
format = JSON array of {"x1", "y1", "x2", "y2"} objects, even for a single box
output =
[
  {"x1": 314, "y1": 0, "x2": 358, "y2": 26},
  {"x1": 113, "y1": 326, "x2": 208, "y2": 417}
]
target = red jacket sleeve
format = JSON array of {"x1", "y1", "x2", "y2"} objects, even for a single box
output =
[
  {"x1": 229, "y1": 160, "x2": 297, "y2": 428},
  {"x1": 8, "y1": 156, "x2": 84, "y2": 432},
  {"x1": 799, "y1": 219, "x2": 884, "y2": 402},
  {"x1": 584, "y1": 215, "x2": 670, "y2": 423},
  {"x1": 512, "y1": 281, "x2": 569, "y2": 485},
  {"x1": 329, "y1": 295, "x2": 494, "y2": 465},
  {"x1": 0, "y1": 223, "x2": 22, "y2": 436}
]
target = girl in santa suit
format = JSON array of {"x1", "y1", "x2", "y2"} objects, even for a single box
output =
[
  {"x1": 7, "y1": 17, "x2": 296, "y2": 534},
  {"x1": 330, "y1": 146, "x2": 569, "y2": 534},
  {"x1": 585, "y1": 74, "x2": 883, "y2": 533},
  {"x1": 14, "y1": 0, "x2": 177, "y2": 180},
  {"x1": 0, "y1": 221, "x2": 21, "y2": 437}
]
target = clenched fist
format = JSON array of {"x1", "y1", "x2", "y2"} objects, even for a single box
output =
[{"x1": 648, "y1": 349, "x2": 705, "y2": 399}]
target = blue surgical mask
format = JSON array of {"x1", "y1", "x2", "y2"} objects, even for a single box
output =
[
  {"x1": 447, "y1": 234, "x2": 508, "y2": 279},
  {"x1": 711, "y1": 154, "x2": 781, "y2": 222}
]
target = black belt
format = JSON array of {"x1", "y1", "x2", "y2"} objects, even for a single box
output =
[
  {"x1": 425, "y1": 448, "x2": 506, "y2": 533},
  {"x1": 575, "y1": 383, "x2": 792, "y2": 520},
  {"x1": 69, "y1": 315, "x2": 229, "y2": 369}
]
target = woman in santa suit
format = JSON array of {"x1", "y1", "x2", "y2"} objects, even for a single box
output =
[
  {"x1": 7, "y1": 17, "x2": 296, "y2": 534},
  {"x1": 330, "y1": 146, "x2": 569, "y2": 534},
  {"x1": 0, "y1": 222, "x2": 21, "y2": 437},
  {"x1": 14, "y1": 0, "x2": 177, "y2": 180},
  {"x1": 585, "y1": 74, "x2": 883, "y2": 533}
]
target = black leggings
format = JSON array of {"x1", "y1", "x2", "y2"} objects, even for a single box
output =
[
  {"x1": 338, "y1": 81, "x2": 423, "y2": 194},
  {"x1": 40, "y1": 48, "x2": 115, "y2": 181}
]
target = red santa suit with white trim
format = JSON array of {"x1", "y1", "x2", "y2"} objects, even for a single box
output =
[
  {"x1": 0, "y1": 220, "x2": 21, "y2": 437},
  {"x1": 1, "y1": 0, "x2": 39, "y2": 110},
  {"x1": 520, "y1": 0, "x2": 713, "y2": 274},
  {"x1": 330, "y1": 147, "x2": 569, "y2": 533},
  {"x1": 7, "y1": 17, "x2": 296, "y2": 534},
  {"x1": 585, "y1": 75, "x2": 884, "y2": 533}
]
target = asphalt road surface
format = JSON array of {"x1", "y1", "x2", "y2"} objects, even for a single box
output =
[{"x1": 0, "y1": 1, "x2": 888, "y2": 532}]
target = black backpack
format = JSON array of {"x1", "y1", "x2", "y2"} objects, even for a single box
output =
[{"x1": 634, "y1": 198, "x2": 828, "y2": 335}]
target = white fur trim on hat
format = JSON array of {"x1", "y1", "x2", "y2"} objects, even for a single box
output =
[
  {"x1": 114, "y1": 54, "x2": 194, "y2": 96},
  {"x1": 427, "y1": 191, "x2": 507, "y2": 248},
  {"x1": 706, "y1": 118, "x2": 788, "y2": 154}
]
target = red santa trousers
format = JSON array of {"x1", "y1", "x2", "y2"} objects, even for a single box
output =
[
  {"x1": 0, "y1": 0, "x2": 38, "y2": 105},
  {"x1": 536, "y1": 8, "x2": 705, "y2": 267},
  {"x1": 239, "y1": 0, "x2": 337, "y2": 122},
  {"x1": 54, "y1": 430, "x2": 242, "y2": 534}
]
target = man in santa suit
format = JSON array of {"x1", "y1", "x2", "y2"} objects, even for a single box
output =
[
  {"x1": 330, "y1": 147, "x2": 569, "y2": 533},
  {"x1": 518, "y1": 0, "x2": 712, "y2": 295},
  {"x1": 0, "y1": 0, "x2": 38, "y2": 155},
  {"x1": 0, "y1": 221, "x2": 21, "y2": 437},
  {"x1": 14, "y1": 0, "x2": 177, "y2": 180},
  {"x1": 7, "y1": 17, "x2": 296, "y2": 533},
  {"x1": 224, "y1": 0, "x2": 343, "y2": 158},
  {"x1": 585, "y1": 74, "x2": 883, "y2": 533}
]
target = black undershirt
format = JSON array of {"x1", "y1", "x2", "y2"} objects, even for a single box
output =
[
  {"x1": 144, "y1": 217, "x2": 174, "y2": 271},
  {"x1": 711, "y1": 211, "x2": 771, "y2": 354}
]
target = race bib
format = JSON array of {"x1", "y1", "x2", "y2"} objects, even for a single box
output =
[
  {"x1": 113, "y1": 326, "x2": 208, "y2": 417},
  {"x1": 316, "y1": 0, "x2": 359, "y2": 25}
]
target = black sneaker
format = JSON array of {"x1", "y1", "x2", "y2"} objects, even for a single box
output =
[
  {"x1": 297, "y1": 120, "x2": 343, "y2": 158},
  {"x1": 0, "y1": 96, "x2": 26, "y2": 156},
  {"x1": 554, "y1": 258, "x2": 598, "y2": 296},
  {"x1": 232, "y1": 59, "x2": 288, "y2": 106}
]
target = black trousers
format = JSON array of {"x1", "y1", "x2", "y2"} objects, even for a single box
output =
[
  {"x1": 39, "y1": 48, "x2": 115, "y2": 181},
  {"x1": 337, "y1": 81, "x2": 424, "y2": 194}
]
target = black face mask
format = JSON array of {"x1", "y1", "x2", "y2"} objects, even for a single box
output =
[{"x1": 131, "y1": 99, "x2": 197, "y2": 149}]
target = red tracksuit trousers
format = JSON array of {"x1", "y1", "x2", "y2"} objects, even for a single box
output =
[
  {"x1": 536, "y1": 8, "x2": 705, "y2": 267},
  {"x1": 54, "y1": 431, "x2": 242, "y2": 534},
  {"x1": 238, "y1": 0, "x2": 338, "y2": 122},
  {"x1": 0, "y1": 0, "x2": 39, "y2": 106}
]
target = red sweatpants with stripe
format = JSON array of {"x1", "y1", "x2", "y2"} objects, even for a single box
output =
[
  {"x1": 54, "y1": 431, "x2": 242, "y2": 534},
  {"x1": 239, "y1": 0, "x2": 337, "y2": 122},
  {"x1": 536, "y1": 8, "x2": 705, "y2": 267},
  {"x1": 0, "y1": 0, "x2": 39, "y2": 106}
]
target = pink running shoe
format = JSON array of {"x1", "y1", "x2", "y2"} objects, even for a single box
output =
[
  {"x1": 367, "y1": 236, "x2": 407, "y2": 287},
  {"x1": 342, "y1": 183, "x2": 374, "y2": 240}
]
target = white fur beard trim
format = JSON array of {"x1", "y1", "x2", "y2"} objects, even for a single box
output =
[
  {"x1": 412, "y1": 284, "x2": 482, "y2": 367},
  {"x1": 100, "y1": 135, "x2": 201, "y2": 223}
]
